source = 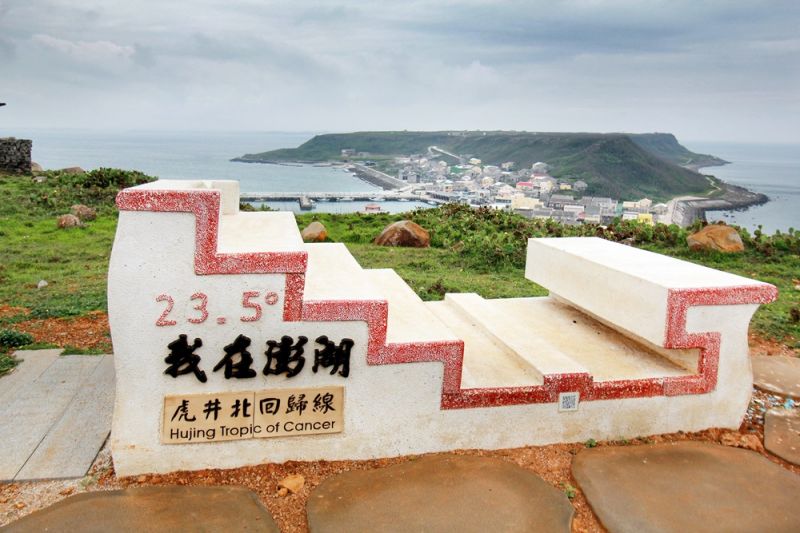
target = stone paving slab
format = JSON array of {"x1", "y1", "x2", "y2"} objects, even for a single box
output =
[
  {"x1": 765, "y1": 408, "x2": 800, "y2": 465},
  {"x1": 572, "y1": 442, "x2": 800, "y2": 533},
  {"x1": 2, "y1": 486, "x2": 279, "y2": 532},
  {"x1": 0, "y1": 349, "x2": 62, "y2": 404},
  {"x1": 16, "y1": 355, "x2": 115, "y2": 480},
  {"x1": 752, "y1": 356, "x2": 800, "y2": 399},
  {"x1": 307, "y1": 454, "x2": 573, "y2": 533},
  {"x1": 0, "y1": 353, "x2": 111, "y2": 481}
]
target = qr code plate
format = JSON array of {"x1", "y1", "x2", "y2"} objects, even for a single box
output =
[{"x1": 558, "y1": 392, "x2": 579, "y2": 412}]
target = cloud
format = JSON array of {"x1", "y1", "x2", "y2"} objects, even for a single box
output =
[
  {"x1": 0, "y1": 0, "x2": 797, "y2": 142},
  {"x1": 32, "y1": 34, "x2": 135, "y2": 64}
]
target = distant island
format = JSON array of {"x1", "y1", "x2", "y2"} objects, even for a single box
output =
[{"x1": 233, "y1": 131, "x2": 727, "y2": 200}]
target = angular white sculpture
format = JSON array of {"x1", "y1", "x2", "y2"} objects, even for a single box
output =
[{"x1": 108, "y1": 180, "x2": 776, "y2": 476}]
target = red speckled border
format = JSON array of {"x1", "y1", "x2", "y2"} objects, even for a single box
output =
[
  {"x1": 117, "y1": 187, "x2": 778, "y2": 410},
  {"x1": 116, "y1": 189, "x2": 307, "y2": 275}
]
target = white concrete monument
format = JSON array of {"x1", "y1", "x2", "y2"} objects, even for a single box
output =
[{"x1": 108, "y1": 180, "x2": 777, "y2": 476}]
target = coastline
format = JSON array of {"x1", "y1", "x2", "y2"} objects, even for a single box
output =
[
  {"x1": 232, "y1": 155, "x2": 769, "y2": 227},
  {"x1": 670, "y1": 161, "x2": 768, "y2": 227},
  {"x1": 671, "y1": 182, "x2": 769, "y2": 227}
]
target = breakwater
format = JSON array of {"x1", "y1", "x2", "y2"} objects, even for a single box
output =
[{"x1": 347, "y1": 163, "x2": 405, "y2": 190}]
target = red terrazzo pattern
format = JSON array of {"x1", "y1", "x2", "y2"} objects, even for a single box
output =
[
  {"x1": 116, "y1": 189, "x2": 308, "y2": 275},
  {"x1": 117, "y1": 187, "x2": 779, "y2": 410}
]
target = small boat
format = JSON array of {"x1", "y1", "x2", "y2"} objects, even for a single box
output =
[
  {"x1": 363, "y1": 203, "x2": 383, "y2": 213},
  {"x1": 299, "y1": 196, "x2": 314, "y2": 210}
]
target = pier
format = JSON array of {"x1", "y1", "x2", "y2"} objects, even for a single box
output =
[{"x1": 240, "y1": 191, "x2": 431, "y2": 202}]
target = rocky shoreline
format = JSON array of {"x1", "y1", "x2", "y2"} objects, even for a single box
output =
[{"x1": 673, "y1": 181, "x2": 769, "y2": 227}]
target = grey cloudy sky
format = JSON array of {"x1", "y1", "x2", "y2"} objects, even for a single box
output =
[{"x1": 1, "y1": 0, "x2": 798, "y2": 142}]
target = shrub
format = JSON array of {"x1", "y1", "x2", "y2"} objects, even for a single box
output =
[{"x1": 0, "y1": 329, "x2": 33, "y2": 348}]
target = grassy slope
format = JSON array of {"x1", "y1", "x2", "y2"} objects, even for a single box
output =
[
  {"x1": 239, "y1": 131, "x2": 712, "y2": 200},
  {"x1": 628, "y1": 133, "x2": 727, "y2": 167},
  {"x1": 0, "y1": 172, "x2": 796, "y2": 361}
]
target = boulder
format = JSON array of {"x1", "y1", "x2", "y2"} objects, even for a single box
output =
[
  {"x1": 374, "y1": 220, "x2": 430, "y2": 248},
  {"x1": 71, "y1": 204, "x2": 97, "y2": 221},
  {"x1": 687, "y1": 224, "x2": 744, "y2": 253},
  {"x1": 300, "y1": 221, "x2": 327, "y2": 242},
  {"x1": 57, "y1": 214, "x2": 82, "y2": 229},
  {"x1": 31, "y1": 161, "x2": 43, "y2": 172},
  {"x1": 60, "y1": 166, "x2": 85, "y2": 175}
]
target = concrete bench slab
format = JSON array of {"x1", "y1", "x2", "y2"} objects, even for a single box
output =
[
  {"x1": 306, "y1": 454, "x2": 573, "y2": 533},
  {"x1": 0, "y1": 349, "x2": 62, "y2": 404},
  {"x1": 0, "y1": 355, "x2": 105, "y2": 481},
  {"x1": 2, "y1": 486, "x2": 279, "y2": 533},
  {"x1": 572, "y1": 442, "x2": 800, "y2": 533},
  {"x1": 426, "y1": 300, "x2": 544, "y2": 388},
  {"x1": 752, "y1": 356, "x2": 800, "y2": 399},
  {"x1": 16, "y1": 355, "x2": 115, "y2": 480},
  {"x1": 765, "y1": 408, "x2": 800, "y2": 465}
]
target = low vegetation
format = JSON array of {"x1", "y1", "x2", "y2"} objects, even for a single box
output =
[{"x1": 0, "y1": 168, "x2": 796, "y2": 375}]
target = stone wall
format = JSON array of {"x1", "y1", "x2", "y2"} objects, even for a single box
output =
[{"x1": 0, "y1": 137, "x2": 32, "y2": 174}]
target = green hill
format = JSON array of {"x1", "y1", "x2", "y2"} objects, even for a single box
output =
[
  {"x1": 234, "y1": 131, "x2": 721, "y2": 200},
  {"x1": 628, "y1": 133, "x2": 727, "y2": 168}
]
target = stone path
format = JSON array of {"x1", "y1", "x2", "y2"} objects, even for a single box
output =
[
  {"x1": 752, "y1": 355, "x2": 800, "y2": 399},
  {"x1": 306, "y1": 454, "x2": 574, "y2": 533},
  {"x1": 2, "y1": 486, "x2": 279, "y2": 532},
  {"x1": 0, "y1": 350, "x2": 114, "y2": 481},
  {"x1": 572, "y1": 442, "x2": 800, "y2": 533},
  {"x1": 765, "y1": 408, "x2": 800, "y2": 465}
]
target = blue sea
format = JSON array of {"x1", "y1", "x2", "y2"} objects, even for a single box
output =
[
  {"x1": 689, "y1": 141, "x2": 800, "y2": 234},
  {"x1": 2, "y1": 129, "x2": 797, "y2": 229},
  {"x1": 2, "y1": 129, "x2": 429, "y2": 214}
]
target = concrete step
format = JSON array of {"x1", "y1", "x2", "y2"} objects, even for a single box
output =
[
  {"x1": 303, "y1": 243, "x2": 384, "y2": 302},
  {"x1": 363, "y1": 269, "x2": 459, "y2": 345},
  {"x1": 218, "y1": 211, "x2": 304, "y2": 254},
  {"x1": 444, "y1": 293, "x2": 587, "y2": 377},
  {"x1": 450, "y1": 294, "x2": 691, "y2": 383},
  {"x1": 426, "y1": 300, "x2": 543, "y2": 389}
]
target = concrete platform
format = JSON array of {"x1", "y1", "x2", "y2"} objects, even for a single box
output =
[
  {"x1": 306, "y1": 454, "x2": 573, "y2": 533},
  {"x1": 2, "y1": 486, "x2": 279, "y2": 532},
  {"x1": 573, "y1": 442, "x2": 800, "y2": 533},
  {"x1": 765, "y1": 408, "x2": 800, "y2": 465},
  {"x1": 0, "y1": 352, "x2": 114, "y2": 481},
  {"x1": 752, "y1": 356, "x2": 800, "y2": 399}
]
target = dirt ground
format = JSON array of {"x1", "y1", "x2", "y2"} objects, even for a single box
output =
[{"x1": 1, "y1": 311, "x2": 798, "y2": 531}]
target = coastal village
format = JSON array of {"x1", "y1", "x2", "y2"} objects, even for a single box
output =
[{"x1": 346, "y1": 148, "x2": 668, "y2": 225}]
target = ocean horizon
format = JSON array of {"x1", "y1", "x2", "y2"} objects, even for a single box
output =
[{"x1": 3, "y1": 128, "x2": 798, "y2": 231}]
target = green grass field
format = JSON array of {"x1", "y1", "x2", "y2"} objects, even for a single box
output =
[{"x1": 1, "y1": 169, "x2": 797, "y2": 377}]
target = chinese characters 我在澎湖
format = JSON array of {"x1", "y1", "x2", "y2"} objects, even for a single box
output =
[{"x1": 163, "y1": 334, "x2": 354, "y2": 383}]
